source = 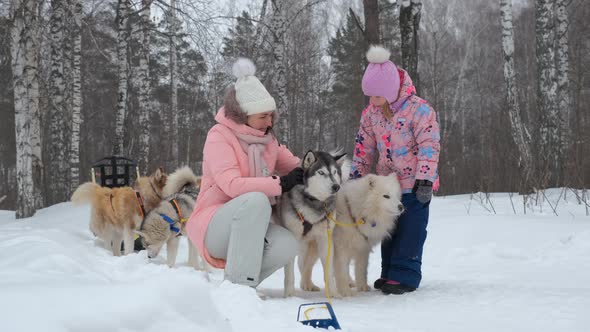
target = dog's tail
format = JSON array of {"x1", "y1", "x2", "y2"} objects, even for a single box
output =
[
  {"x1": 71, "y1": 182, "x2": 102, "y2": 205},
  {"x1": 163, "y1": 166, "x2": 199, "y2": 197}
]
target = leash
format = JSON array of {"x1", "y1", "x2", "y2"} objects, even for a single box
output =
[
  {"x1": 325, "y1": 209, "x2": 365, "y2": 227},
  {"x1": 325, "y1": 198, "x2": 365, "y2": 227},
  {"x1": 294, "y1": 200, "x2": 367, "y2": 305},
  {"x1": 295, "y1": 208, "x2": 336, "y2": 305},
  {"x1": 325, "y1": 220, "x2": 333, "y2": 304}
]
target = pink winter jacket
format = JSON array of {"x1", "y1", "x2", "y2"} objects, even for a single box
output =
[
  {"x1": 186, "y1": 108, "x2": 300, "y2": 268},
  {"x1": 351, "y1": 69, "x2": 441, "y2": 192}
]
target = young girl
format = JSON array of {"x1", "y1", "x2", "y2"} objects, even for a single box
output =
[
  {"x1": 350, "y1": 46, "x2": 440, "y2": 294},
  {"x1": 186, "y1": 58, "x2": 303, "y2": 287}
]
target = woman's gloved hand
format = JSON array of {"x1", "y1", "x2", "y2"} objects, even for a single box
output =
[{"x1": 279, "y1": 167, "x2": 304, "y2": 193}]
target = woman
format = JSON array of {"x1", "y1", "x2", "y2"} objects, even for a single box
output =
[{"x1": 186, "y1": 58, "x2": 303, "y2": 287}]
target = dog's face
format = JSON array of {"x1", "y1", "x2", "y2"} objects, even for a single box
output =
[
  {"x1": 364, "y1": 174, "x2": 404, "y2": 221},
  {"x1": 136, "y1": 222, "x2": 170, "y2": 259},
  {"x1": 135, "y1": 167, "x2": 168, "y2": 198},
  {"x1": 301, "y1": 150, "x2": 349, "y2": 201},
  {"x1": 180, "y1": 183, "x2": 200, "y2": 200}
]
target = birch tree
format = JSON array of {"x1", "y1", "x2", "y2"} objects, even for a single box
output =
[
  {"x1": 169, "y1": 0, "x2": 179, "y2": 167},
  {"x1": 114, "y1": 0, "x2": 130, "y2": 156},
  {"x1": 500, "y1": 0, "x2": 533, "y2": 190},
  {"x1": 270, "y1": 0, "x2": 289, "y2": 144},
  {"x1": 48, "y1": 0, "x2": 68, "y2": 203},
  {"x1": 253, "y1": 0, "x2": 268, "y2": 60},
  {"x1": 11, "y1": 0, "x2": 44, "y2": 218},
  {"x1": 555, "y1": 0, "x2": 571, "y2": 168},
  {"x1": 69, "y1": 0, "x2": 82, "y2": 194},
  {"x1": 400, "y1": 0, "x2": 422, "y2": 94},
  {"x1": 535, "y1": 0, "x2": 559, "y2": 185},
  {"x1": 137, "y1": 0, "x2": 152, "y2": 173}
]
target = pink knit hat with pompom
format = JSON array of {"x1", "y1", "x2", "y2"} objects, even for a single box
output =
[{"x1": 361, "y1": 45, "x2": 400, "y2": 103}]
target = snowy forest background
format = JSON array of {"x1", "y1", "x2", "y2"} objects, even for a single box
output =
[{"x1": 0, "y1": 0, "x2": 588, "y2": 218}]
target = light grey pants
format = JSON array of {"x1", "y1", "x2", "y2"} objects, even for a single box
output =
[{"x1": 205, "y1": 192, "x2": 298, "y2": 287}]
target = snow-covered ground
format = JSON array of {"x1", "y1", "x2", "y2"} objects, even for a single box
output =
[{"x1": 1, "y1": 189, "x2": 589, "y2": 332}]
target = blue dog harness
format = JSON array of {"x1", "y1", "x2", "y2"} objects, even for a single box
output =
[
  {"x1": 159, "y1": 213, "x2": 181, "y2": 233},
  {"x1": 158, "y1": 198, "x2": 188, "y2": 235}
]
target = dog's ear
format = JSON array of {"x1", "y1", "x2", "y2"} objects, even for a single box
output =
[
  {"x1": 329, "y1": 147, "x2": 348, "y2": 170},
  {"x1": 154, "y1": 168, "x2": 163, "y2": 179},
  {"x1": 154, "y1": 168, "x2": 167, "y2": 187},
  {"x1": 302, "y1": 150, "x2": 317, "y2": 169},
  {"x1": 339, "y1": 158, "x2": 351, "y2": 182},
  {"x1": 329, "y1": 147, "x2": 346, "y2": 161},
  {"x1": 334, "y1": 153, "x2": 347, "y2": 170},
  {"x1": 334, "y1": 153, "x2": 347, "y2": 161}
]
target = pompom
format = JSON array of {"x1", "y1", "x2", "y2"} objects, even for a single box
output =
[
  {"x1": 366, "y1": 45, "x2": 391, "y2": 64},
  {"x1": 232, "y1": 58, "x2": 256, "y2": 79}
]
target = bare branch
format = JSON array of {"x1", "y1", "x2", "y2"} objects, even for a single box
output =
[{"x1": 348, "y1": 7, "x2": 365, "y2": 35}]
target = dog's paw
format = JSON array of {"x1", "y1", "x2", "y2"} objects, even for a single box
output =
[
  {"x1": 356, "y1": 283, "x2": 370, "y2": 292},
  {"x1": 284, "y1": 287, "x2": 296, "y2": 298},
  {"x1": 329, "y1": 288, "x2": 343, "y2": 298},
  {"x1": 337, "y1": 286, "x2": 354, "y2": 297},
  {"x1": 301, "y1": 280, "x2": 320, "y2": 292}
]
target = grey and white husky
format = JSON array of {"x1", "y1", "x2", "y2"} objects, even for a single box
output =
[
  {"x1": 135, "y1": 167, "x2": 207, "y2": 270},
  {"x1": 275, "y1": 150, "x2": 350, "y2": 297}
]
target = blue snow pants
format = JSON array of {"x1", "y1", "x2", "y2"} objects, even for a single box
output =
[{"x1": 380, "y1": 192, "x2": 430, "y2": 289}]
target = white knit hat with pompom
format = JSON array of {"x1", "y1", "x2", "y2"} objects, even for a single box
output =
[{"x1": 232, "y1": 58, "x2": 276, "y2": 115}]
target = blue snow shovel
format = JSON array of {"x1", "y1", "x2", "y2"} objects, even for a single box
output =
[{"x1": 297, "y1": 302, "x2": 341, "y2": 330}]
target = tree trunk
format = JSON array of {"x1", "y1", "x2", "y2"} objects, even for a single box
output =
[
  {"x1": 399, "y1": 0, "x2": 421, "y2": 94},
  {"x1": 270, "y1": 0, "x2": 289, "y2": 144},
  {"x1": 535, "y1": 0, "x2": 559, "y2": 186},
  {"x1": 114, "y1": 0, "x2": 130, "y2": 156},
  {"x1": 70, "y1": 0, "x2": 82, "y2": 194},
  {"x1": 48, "y1": 0, "x2": 68, "y2": 204},
  {"x1": 555, "y1": 0, "x2": 571, "y2": 180},
  {"x1": 137, "y1": 0, "x2": 152, "y2": 173},
  {"x1": 253, "y1": 0, "x2": 269, "y2": 60},
  {"x1": 500, "y1": 0, "x2": 534, "y2": 191},
  {"x1": 11, "y1": 0, "x2": 44, "y2": 218},
  {"x1": 169, "y1": 0, "x2": 179, "y2": 168},
  {"x1": 363, "y1": 0, "x2": 380, "y2": 45}
]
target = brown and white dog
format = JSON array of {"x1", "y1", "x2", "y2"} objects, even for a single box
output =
[{"x1": 71, "y1": 168, "x2": 167, "y2": 256}]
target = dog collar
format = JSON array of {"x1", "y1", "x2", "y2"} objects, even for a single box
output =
[
  {"x1": 302, "y1": 191, "x2": 320, "y2": 202},
  {"x1": 169, "y1": 198, "x2": 187, "y2": 223},
  {"x1": 135, "y1": 191, "x2": 146, "y2": 218}
]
